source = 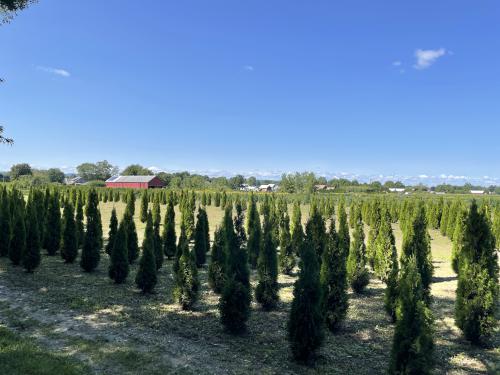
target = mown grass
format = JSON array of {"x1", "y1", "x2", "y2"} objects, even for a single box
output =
[
  {"x1": 0, "y1": 201, "x2": 498, "y2": 374},
  {"x1": 0, "y1": 326, "x2": 90, "y2": 375}
]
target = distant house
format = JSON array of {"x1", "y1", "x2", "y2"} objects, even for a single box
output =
[
  {"x1": 65, "y1": 176, "x2": 87, "y2": 186},
  {"x1": 258, "y1": 184, "x2": 278, "y2": 192},
  {"x1": 470, "y1": 190, "x2": 485, "y2": 195},
  {"x1": 314, "y1": 184, "x2": 327, "y2": 191},
  {"x1": 388, "y1": 188, "x2": 405, "y2": 193},
  {"x1": 240, "y1": 184, "x2": 258, "y2": 192},
  {"x1": 105, "y1": 175, "x2": 165, "y2": 189}
]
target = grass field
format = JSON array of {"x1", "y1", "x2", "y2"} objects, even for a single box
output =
[{"x1": 0, "y1": 201, "x2": 498, "y2": 374}]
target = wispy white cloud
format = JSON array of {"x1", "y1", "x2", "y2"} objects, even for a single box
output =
[
  {"x1": 36, "y1": 66, "x2": 71, "y2": 77},
  {"x1": 413, "y1": 48, "x2": 447, "y2": 70},
  {"x1": 243, "y1": 65, "x2": 254, "y2": 72},
  {"x1": 392, "y1": 61, "x2": 402, "y2": 67}
]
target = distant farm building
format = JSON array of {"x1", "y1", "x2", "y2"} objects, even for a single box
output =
[
  {"x1": 65, "y1": 176, "x2": 87, "y2": 186},
  {"x1": 258, "y1": 184, "x2": 278, "y2": 192},
  {"x1": 388, "y1": 188, "x2": 405, "y2": 193},
  {"x1": 239, "y1": 184, "x2": 259, "y2": 192},
  {"x1": 314, "y1": 184, "x2": 335, "y2": 191},
  {"x1": 470, "y1": 190, "x2": 485, "y2": 195},
  {"x1": 105, "y1": 175, "x2": 165, "y2": 189}
]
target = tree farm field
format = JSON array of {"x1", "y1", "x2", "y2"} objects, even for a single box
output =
[{"x1": 0, "y1": 200, "x2": 498, "y2": 375}]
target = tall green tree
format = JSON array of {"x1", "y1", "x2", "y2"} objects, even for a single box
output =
[
  {"x1": 162, "y1": 198, "x2": 176, "y2": 259},
  {"x1": 135, "y1": 212, "x2": 157, "y2": 293},
  {"x1": 290, "y1": 201, "x2": 304, "y2": 257},
  {"x1": 0, "y1": 187, "x2": 11, "y2": 257},
  {"x1": 22, "y1": 193, "x2": 41, "y2": 273},
  {"x1": 278, "y1": 212, "x2": 295, "y2": 274},
  {"x1": 123, "y1": 212, "x2": 139, "y2": 264},
  {"x1": 347, "y1": 209, "x2": 369, "y2": 293},
  {"x1": 389, "y1": 256, "x2": 434, "y2": 375},
  {"x1": 455, "y1": 201, "x2": 499, "y2": 344},
  {"x1": 80, "y1": 189, "x2": 102, "y2": 272},
  {"x1": 43, "y1": 191, "x2": 61, "y2": 256},
  {"x1": 140, "y1": 190, "x2": 149, "y2": 223},
  {"x1": 401, "y1": 203, "x2": 433, "y2": 304},
  {"x1": 233, "y1": 201, "x2": 246, "y2": 247},
  {"x1": 8, "y1": 201, "x2": 25, "y2": 265},
  {"x1": 246, "y1": 195, "x2": 261, "y2": 269},
  {"x1": 75, "y1": 194, "x2": 85, "y2": 248},
  {"x1": 305, "y1": 202, "x2": 326, "y2": 260},
  {"x1": 108, "y1": 221, "x2": 129, "y2": 284},
  {"x1": 493, "y1": 205, "x2": 500, "y2": 250},
  {"x1": 173, "y1": 228, "x2": 200, "y2": 310},
  {"x1": 337, "y1": 200, "x2": 350, "y2": 259},
  {"x1": 288, "y1": 238, "x2": 323, "y2": 362},
  {"x1": 153, "y1": 198, "x2": 163, "y2": 270},
  {"x1": 208, "y1": 226, "x2": 226, "y2": 293},
  {"x1": 219, "y1": 207, "x2": 251, "y2": 333},
  {"x1": 61, "y1": 202, "x2": 78, "y2": 264},
  {"x1": 255, "y1": 211, "x2": 279, "y2": 310},
  {"x1": 320, "y1": 220, "x2": 348, "y2": 332},
  {"x1": 374, "y1": 209, "x2": 398, "y2": 282},
  {"x1": 105, "y1": 208, "x2": 118, "y2": 255},
  {"x1": 193, "y1": 207, "x2": 208, "y2": 267},
  {"x1": 366, "y1": 200, "x2": 381, "y2": 269}
]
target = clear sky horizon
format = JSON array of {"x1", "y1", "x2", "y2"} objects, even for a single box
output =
[{"x1": 1, "y1": 1, "x2": 499, "y2": 179}]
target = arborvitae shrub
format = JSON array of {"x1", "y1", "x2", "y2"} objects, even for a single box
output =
[
  {"x1": 124, "y1": 212, "x2": 139, "y2": 264},
  {"x1": 366, "y1": 200, "x2": 381, "y2": 269},
  {"x1": 80, "y1": 189, "x2": 102, "y2": 272},
  {"x1": 44, "y1": 192, "x2": 61, "y2": 256},
  {"x1": 135, "y1": 212, "x2": 157, "y2": 293},
  {"x1": 337, "y1": 200, "x2": 350, "y2": 258},
  {"x1": 246, "y1": 196, "x2": 261, "y2": 269},
  {"x1": 389, "y1": 256, "x2": 434, "y2": 375},
  {"x1": 290, "y1": 201, "x2": 304, "y2": 257},
  {"x1": 61, "y1": 202, "x2": 78, "y2": 264},
  {"x1": 255, "y1": 213, "x2": 279, "y2": 310},
  {"x1": 374, "y1": 210, "x2": 397, "y2": 282},
  {"x1": 153, "y1": 205, "x2": 163, "y2": 270},
  {"x1": 105, "y1": 208, "x2": 118, "y2": 255},
  {"x1": 140, "y1": 191, "x2": 148, "y2": 223},
  {"x1": 9, "y1": 202, "x2": 25, "y2": 266},
  {"x1": 288, "y1": 239, "x2": 323, "y2": 362},
  {"x1": 193, "y1": 207, "x2": 208, "y2": 267},
  {"x1": 278, "y1": 213, "x2": 296, "y2": 275},
  {"x1": 162, "y1": 198, "x2": 177, "y2": 259},
  {"x1": 320, "y1": 220, "x2": 348, "y2": 332},
  {"x1": 0, "y1": 187, "x2": 11, "y2": 257},
  {"x1": 208, "y1": 227, "x2": 226, "y2": 293},
  {"x1": 347, "y1": 212, "x2": 369, "y2": 293},
  {"x1": 108, "y1": 223, "x2": 129, "y2": 284},
  {"x1": 305, "y1": 203, "x2": 326, "y2": 260},
  {"x1": 22, "y1": 195, "x2": 41, "y2": 273},
  {"x1": 173, "y1": 235, "x2": 200, "y2": 310},
  {"x1": 75, "y1": 195, "x2": 85, "y2": 248},
  {"x1": 233, "y1": 201, "x2": 246, "y2": 248},
  {"x1": 384, "y1": 248, "x2": 399, "y2": 322},
  {"x1": 451, "y1": 206, "x2": 467, "y2": 274}
]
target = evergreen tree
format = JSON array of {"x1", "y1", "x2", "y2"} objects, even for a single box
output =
[
  {"x1": 384, "y1": 250, "x2": 399, "y2": 322},
  {"x1": 233, "y1": 201, "x2": 247, "y2": 247},
  {"x1": 108, "y1": 221, "x2": 129, "y2": 283},
  {"x1": 440, "y1": 201, "x2": 450, "y2": 237},
  {"x1": 208, "y1": 226, "x2": 226, "y2": 293},
  {"x1": 140, "y1": 190, "x2": 148, "y2": 223},
  {"x1": 374, "y1": 209, "x2": 397, "y2": 282},
  {"x1": 337, "y1": 200, "x2": 350, "y2": 259},
  {"x1": 193, "y1": 207, "x2": 208, "y2": 267},
  {"x1": 173, "y1": 229, "x2": 200, "y2": 310},
  {"x1": 9, "y1": 201, "x2": 25, "y2": 266},
  {"x1": 255, "y1": 212, "x2": 279, "y2": 310},
  {"x1": 288, "y1": 238, "x2": 323, "y2": 362},
  {"x1": 305, "y1": 203, "x2": 326, "y2": 260},
  {"x1": 105, "y1": 207, "x2": 118, "y2": 255},
  {"x1": 246, "y1": 195, "x2": 261, "y2": 269},
  {"x1": 123, "y1": 212, "x2": 139, "y2": 264},
  {"x1": 290, "y1": 201, "x2": 304, "y2": 256},
  {"x1": 153, "y1": 200, "x2": 163, "y2": 270},
  {"x1": 135, "y1": 211, "x2": 157, "y2": 293},
  {"x1": 22, "y1": 194, "x2": 41, "y2": 273},
  {"x1": 162, "y1": 198, "x2": 176, "y2": 259},
  {"x1": 320, "y1": 220, "x2": 348, "y2": 332},
  {"x1": 125, "y1": 190, "x2": 136, "y2": 217},
  {"x1": 61, "y1": 201, "x2": 78, "y2": 264},
  {"x1": 0, "y1": 187, "x2": 11, "y2": 257},
  {"x1": 75, "y1": 194, "x2": 85, "y2": 248},
  {"x1": 219, "y1": 208, "x2": 251, "y2": 334},
  {"x1": 80, "y1": 189, "x2": 102, "y2": 272},
  {"x1": 346, "y1": 209, "x2": 369, "y2": 293},
  {"x1": 366, "y1": 200, "x2": 381, "y2": 269},
  {"x1": 451, "y1": 206, "x2": 468, "y2": 274},
  {"x1": 389, "y1": 256, "x2": 434, "y2": 375},
  {"x1": 401, "y1": 203, "x2": 433, "y2": 304},
  {"x1": 493, "y1": 205, "x2": 500, "y2": 250},
  {"x1": 454, "y1": 201, "x2": 499, "y2": 344},
  {"x1": 278, "y1": 212, "x2": 295, "y2": 274},
  {"x1": 44, "y1": 191, "x2": 61, "y2": 256}
]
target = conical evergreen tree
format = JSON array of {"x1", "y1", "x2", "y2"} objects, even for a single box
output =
[
  {"x1": 451, "y1": 206, "x2": 468, "y2": 274},
  {"x1": 455, "y1": 200, "x2": 499, "y2": 344},
  {"x1": 305, "y1": 203, "x2": 326, "y2": 261},
  {"x1": 401, "y1": 203, "x2": 433, "y2": 304},
  {"x1": 288, "y1": 238, "x2": 323, "y2": 362},
  {"x1": 162, "y1": 198, "x2": 177, "y2": 259},
  {"x1": 153, "y1": 200, "x2": 163, "y2": 270},
  {"x1": 61, "y1": 201, "x2": 78, "y2": 264},
  {"x1": 366, "y1": 200, "x2": 381, "y2": 269},
  {"x1": 246, "y1": 195, "x2": 261, "y2": 269},
  {"x1": 44, "y1": 191, "x2": 61, "y2": 256},
  {"x1": 255, "y1": 211, "x2": 279, "y2": 310},
  {"x1": 384, "y1": 250, "x2": 399, "y2": 322},
  {"x1": 22, "y1": 194, "x2": 41, "y2": 273},
  {"x1": 374, "y1": 209, "x2": 397, "y2": 282},
  {"x1": 440, "y1": 201, "x2": 450, "y2": 237},
  {"x1": 140, "y1": 191, "x2": 148, "y2": 223},
  {"x1": 290, "y1": 201, "x2": 304, "y2": 257},
  {"x1": 9, "y1": 201, "x2": 25, "y2": 266},
  {"x1": 347, "y1": 209, "x2": 369, "y2": 293},
  {"x1": 0, "y1": 187, "x2": 11, "y2": 257},
  {"x1": 80, "y1": 189, "x2": 102, "y2": 272},
  {"x1": 125, "y1": 190, "x2": 136, "y2": 217},
  {"x1": 75, "y1": 194, "x2": 85, "y2": 248},
  {"x1": 208, "y1": 226, "x2": 226, "y2": 293},
  {"x1": 219, "y1": 207, "x2": 251, "y2": 333},
  {"x1": 492, "y1": 205, "x2": 500, "y2": 250},
  {"x1": 337, "y1": 200, "x2": 350, "y2": 259},
  {"x1": 320, "y1": 220, "x2": 348, "y2": 332},
  {"x1": 105, "y1": 207, "x2": 118, "y2": 255},
  {"x1": 233, "y1": 201, "x2": 246, "y2": 248},
  {"x1": 108, "y1": 222, "x2": 129, "y2": 284},
  {"x1": 123, "y1": 212, "x2": 139, "y2": 264},
  {"x1": 389, "y1": 256, "x2": 434, "y2": 375},
  {"x1": 173, "y1": 228, "x2": 200, "y2": 310},
  {"x1": 278, "y1": 212, "x2": 295, "y2": 275},
  {"x1": 135, "y1": 211, "x2": 157, "y2": 293},
  {"x1": 193, "y1": 207, "x2": 208, "y2": 267}
]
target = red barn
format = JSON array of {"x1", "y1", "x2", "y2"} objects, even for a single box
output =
[{"x1": 105, "y1": 175, "x2": 165, "y2": 189}]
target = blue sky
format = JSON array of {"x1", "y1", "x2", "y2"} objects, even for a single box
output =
[{"x1": 1, "y1": 0, "x2": 499, "y2": 181}]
